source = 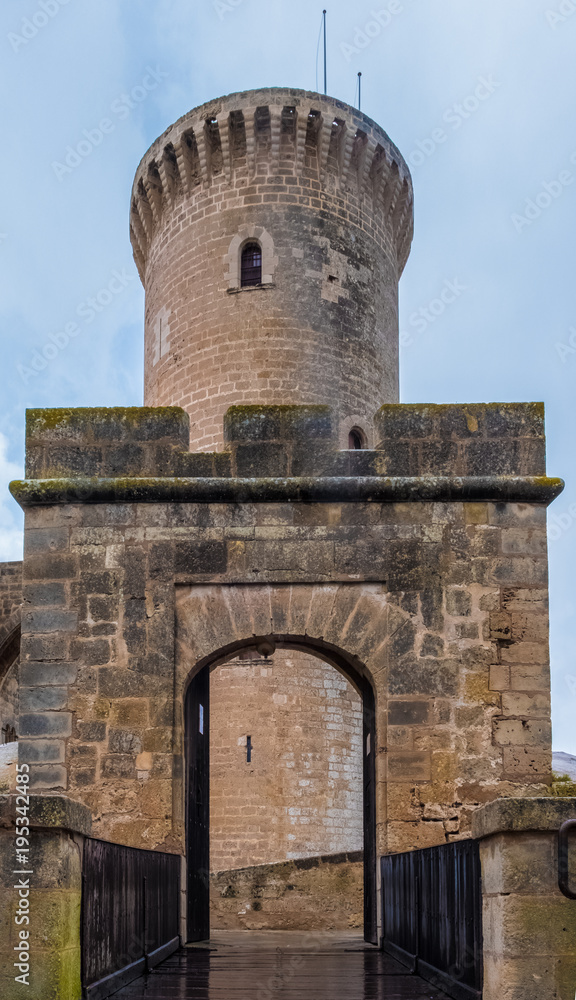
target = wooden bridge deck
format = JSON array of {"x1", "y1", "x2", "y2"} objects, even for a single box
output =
[{"x1": 113, "y1": 931, "x2": 451, "y2": 999}]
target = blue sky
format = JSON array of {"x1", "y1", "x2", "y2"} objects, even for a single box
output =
[{"x1": 1, "y1": 0, "x2": 575, "y2": 751}]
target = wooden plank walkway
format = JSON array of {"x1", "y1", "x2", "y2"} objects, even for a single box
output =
[{"x1": 113, "y1": 932, "x2": 451, "y2": 999}]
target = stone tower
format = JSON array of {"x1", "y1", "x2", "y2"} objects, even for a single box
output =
[
  {"x1": 130, "y1": 88, "x2": 413, "y2": 449},
  {"x1": 0, "y1": 87, "x2": 571, "y2": 1000}
]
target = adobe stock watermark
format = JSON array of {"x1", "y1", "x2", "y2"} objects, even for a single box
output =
[
  {"x1": 7, "y1": 0, "x2": 74, "y2": 54},
  {"x1": 255, "y1": 931, "x2": 328, "y2": 1000},
  {"x1": 546, "y1": 0, "x2": 576, "y2": 28},
  {"x1": 565, "y1": 674, "x2": 576, "y2": 698},
  {"x1": 17, "y1": 268, "x2": 134, "y2": 383},
  {"x1": 511, "y1": 151, "x2": 576, "y2": 233},
  {"x1": 548, "y1": 503, "x2": 576, "y2": 543},
  {"x1": 407, "y1": 76, "x2": 501, "y2": 170},
  {"x1": 13, "y1": 763, "x2": 32, "y2": 986},
  {"x1": 51, "y1": 66, "x2": 168, "y2": 182},
  {"x1": 555, "y1": 323, "x2": 576, "y2": 363},
  {"x1": 213, "y1": 0, "x2": 244, "y2": 19},
  {"x1": 400, "y1": 278, "x2": 468, "y2": 347},
  {"x1": 340, "y1": 1, "x2": 406, "y2": 62}
]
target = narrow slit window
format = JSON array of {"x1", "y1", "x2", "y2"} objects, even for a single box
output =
[{"x1": 241, "y1": 242, "x2": 262, "y2": 287}]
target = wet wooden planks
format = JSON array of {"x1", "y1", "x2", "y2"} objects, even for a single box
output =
[{"x1": 113, "y1": 941, "x2": 452, "y2": 999}]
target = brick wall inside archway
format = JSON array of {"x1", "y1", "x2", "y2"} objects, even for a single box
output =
[{"x1": 209, "y1": 648, "x2": 363, "y2": 873}]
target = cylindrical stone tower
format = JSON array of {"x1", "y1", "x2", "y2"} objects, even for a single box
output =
[{"x1": 130, "y1": 88, "x2": 413, "y2": 451}]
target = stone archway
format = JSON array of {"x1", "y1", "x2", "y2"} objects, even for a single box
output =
[{"x1": 176, "y1": 583, "x2": 388, "y2": 945}]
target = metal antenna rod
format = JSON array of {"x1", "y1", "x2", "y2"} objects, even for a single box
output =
[
  {"x1": 358, "y1": 72, "x2": 362, "y2": 111},
  {"x1": 323, "y1": 10, "x2": 327, "y2": 95}
]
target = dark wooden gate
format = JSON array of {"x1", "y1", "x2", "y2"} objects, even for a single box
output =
[
  {"x1": 362, "y1": 677, "x2": 377, "y2": 944},
  {"x1": 185, "y1": 664, "x2": 210, "y2": 941},
  {"x1": 381, "y1": 839, "x2": 483, "y2": 1000},
  {"x1": 81, "y1": 838, "x2": 180, "y2": 1000}
]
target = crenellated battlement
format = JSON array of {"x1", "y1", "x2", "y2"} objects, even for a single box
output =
[{"x1": 130, "y1": 88, "x2": 413, "y2": 280}]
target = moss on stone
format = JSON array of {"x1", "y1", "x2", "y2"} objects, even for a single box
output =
[
  {"x1": 27, "y1": 406, "x2": 186, "y2": 430},
  {"x1": 551, "y1": 773, "x2": 576, "y2": 797}
]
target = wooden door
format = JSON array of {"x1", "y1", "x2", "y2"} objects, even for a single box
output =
[
  {"x1": 185, "y1": 666, "x2": 210, "y2": 942},
  {"x1": 362, "y1": 681, "x2": 378, "y2": 944}
]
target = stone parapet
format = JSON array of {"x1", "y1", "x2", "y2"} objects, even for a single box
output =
[
  {"x1": 25, "y1": 407, "x2": 190, "y2": 479},
  {"x1": 0, "y1": 794, "x2": 90, "y2": 1000},
  {"x1": 13, "y1": 402, "x2": 562, "y2": 488},
  {"x1": 472, "y1": 795, "x2": 576, "y2": 838},
  {"x1": 474, "y1": 797, "x2": 576, "y2": 1000},
  {"x1": 376, "y1": 402, "x2": 546, "y2": 476}
]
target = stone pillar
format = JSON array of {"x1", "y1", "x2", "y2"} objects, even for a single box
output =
[
  {"x1": 473, "y1": 797, "x2": 576, "y2": 1000},
  {"x1": 0, "y1": 794, "x2": 91, "y2": 1000}
]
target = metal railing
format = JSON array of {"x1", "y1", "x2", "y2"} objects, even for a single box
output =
[
  {"x1": 81, "y1": 837, "x2": 181, "y2": 1000},
  {"x1": 381, "y1": 839, "x2": 483, "y2": 1000}
]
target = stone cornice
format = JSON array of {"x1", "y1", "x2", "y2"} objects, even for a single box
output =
[{"x1": 10, "y1": 475, "x2": 564, "y2": 508}]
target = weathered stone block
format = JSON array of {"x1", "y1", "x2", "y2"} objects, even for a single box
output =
[
  {"x1": 19, "y1": 686, "x2": 68, "y2": 712},
  {"x1": 175, "y1": 540, "x2": 227, "y2": 575},
  {"x1": 18, "y1": 739, "x2": 66, "y2": 764},
  {"x1": 21, "y1": 609, "x2": 78, "y2": 634},
  {"x1": 445, "y1": 588, "x2": 472, "y2": 617},
  {"x1": 101, "y1": 755, "x2": 135, "y2": 778},
  {"x1": 388, "y1": 751, "x2": 431, "y2": 780},
  {"x1": 76, "y1": 721, "x2": 107, "y2": 742},
  {"x1": 19, "y1": 662, "x2": 78, "y2": 687},
  {"x1": 388, "y1": 701, "x2": 429, "y2": 726},
  {"x1": 108, "y1": 729, "x2": 143, "y2": 754},
  {"x1": 20, "y1": 712, "x2": 72, "y2": 737},
  {"x1": 24, "y1": 527, "x2": 70, "y2": 556},
  {"x1": 23, "y1": 582, "x2": 66, "y2": 606}
]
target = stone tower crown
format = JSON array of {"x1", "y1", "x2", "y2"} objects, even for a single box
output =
[{"x1": 130, "y1": 88, "x2": 414, "y2": 451}]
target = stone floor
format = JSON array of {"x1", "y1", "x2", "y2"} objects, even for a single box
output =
[{"x1": 113, "y1": 931, "x2": 451, "y2": 998}]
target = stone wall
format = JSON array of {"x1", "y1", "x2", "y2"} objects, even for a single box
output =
[
  {"x1": 210, "y1": 650, "x2": 363, "y2": 871},
  {"x1": 210, "y1": 851, "x2": 363, "y2": 931},
  {"x1": 11, "y1": 402, "x2": 560, "y2": 863}
]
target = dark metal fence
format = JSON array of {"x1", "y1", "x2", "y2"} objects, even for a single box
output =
[
  {"x1": 81, "y1": 837, "x2": 181, "y2": 1000},
  {"x1": 381, "y1": 839, "x2": 483, "y2": 1000}
]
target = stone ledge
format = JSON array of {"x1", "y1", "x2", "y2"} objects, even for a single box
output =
[
  {"x1": 10, "y1": 475, "x2": 564, "y2": 508},
  {"x1": 0, "y1": 793, "x2": 92, "y2": 836},
  {"x1": 212, "y1": 849, "x2": 364, "y2": 877},
  {"x1": 472, "y1": 797, "x2": 576, "y2": 839}
]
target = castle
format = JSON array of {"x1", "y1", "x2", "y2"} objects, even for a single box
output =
[{"x1": 1, "y1": 87, "x2": 574, "y2": 1000}]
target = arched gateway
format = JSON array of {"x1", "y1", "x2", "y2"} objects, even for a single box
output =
[
  {"x1": 0, "y1": 87, "x2": 570, "y2": 1000},
  {"x1": 183, "y1": 625, "x2": 377, "y2": 943}
]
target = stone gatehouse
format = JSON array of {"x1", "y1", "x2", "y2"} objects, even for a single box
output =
[{"x1": 0, "y1": 88, "x2": 571, "y2": 1000}]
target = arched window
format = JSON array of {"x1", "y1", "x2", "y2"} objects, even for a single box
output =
[
  {"x1": 348, "y1": 427, "x2": 365, "y2": 450},
  {"x1": 241, "y1": 242, "x2": 262, "y2": 287}
]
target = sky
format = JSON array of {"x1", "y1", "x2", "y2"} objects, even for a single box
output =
[{"x1": 0, "y1": 0, "x2": 575, "y2": 750}]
